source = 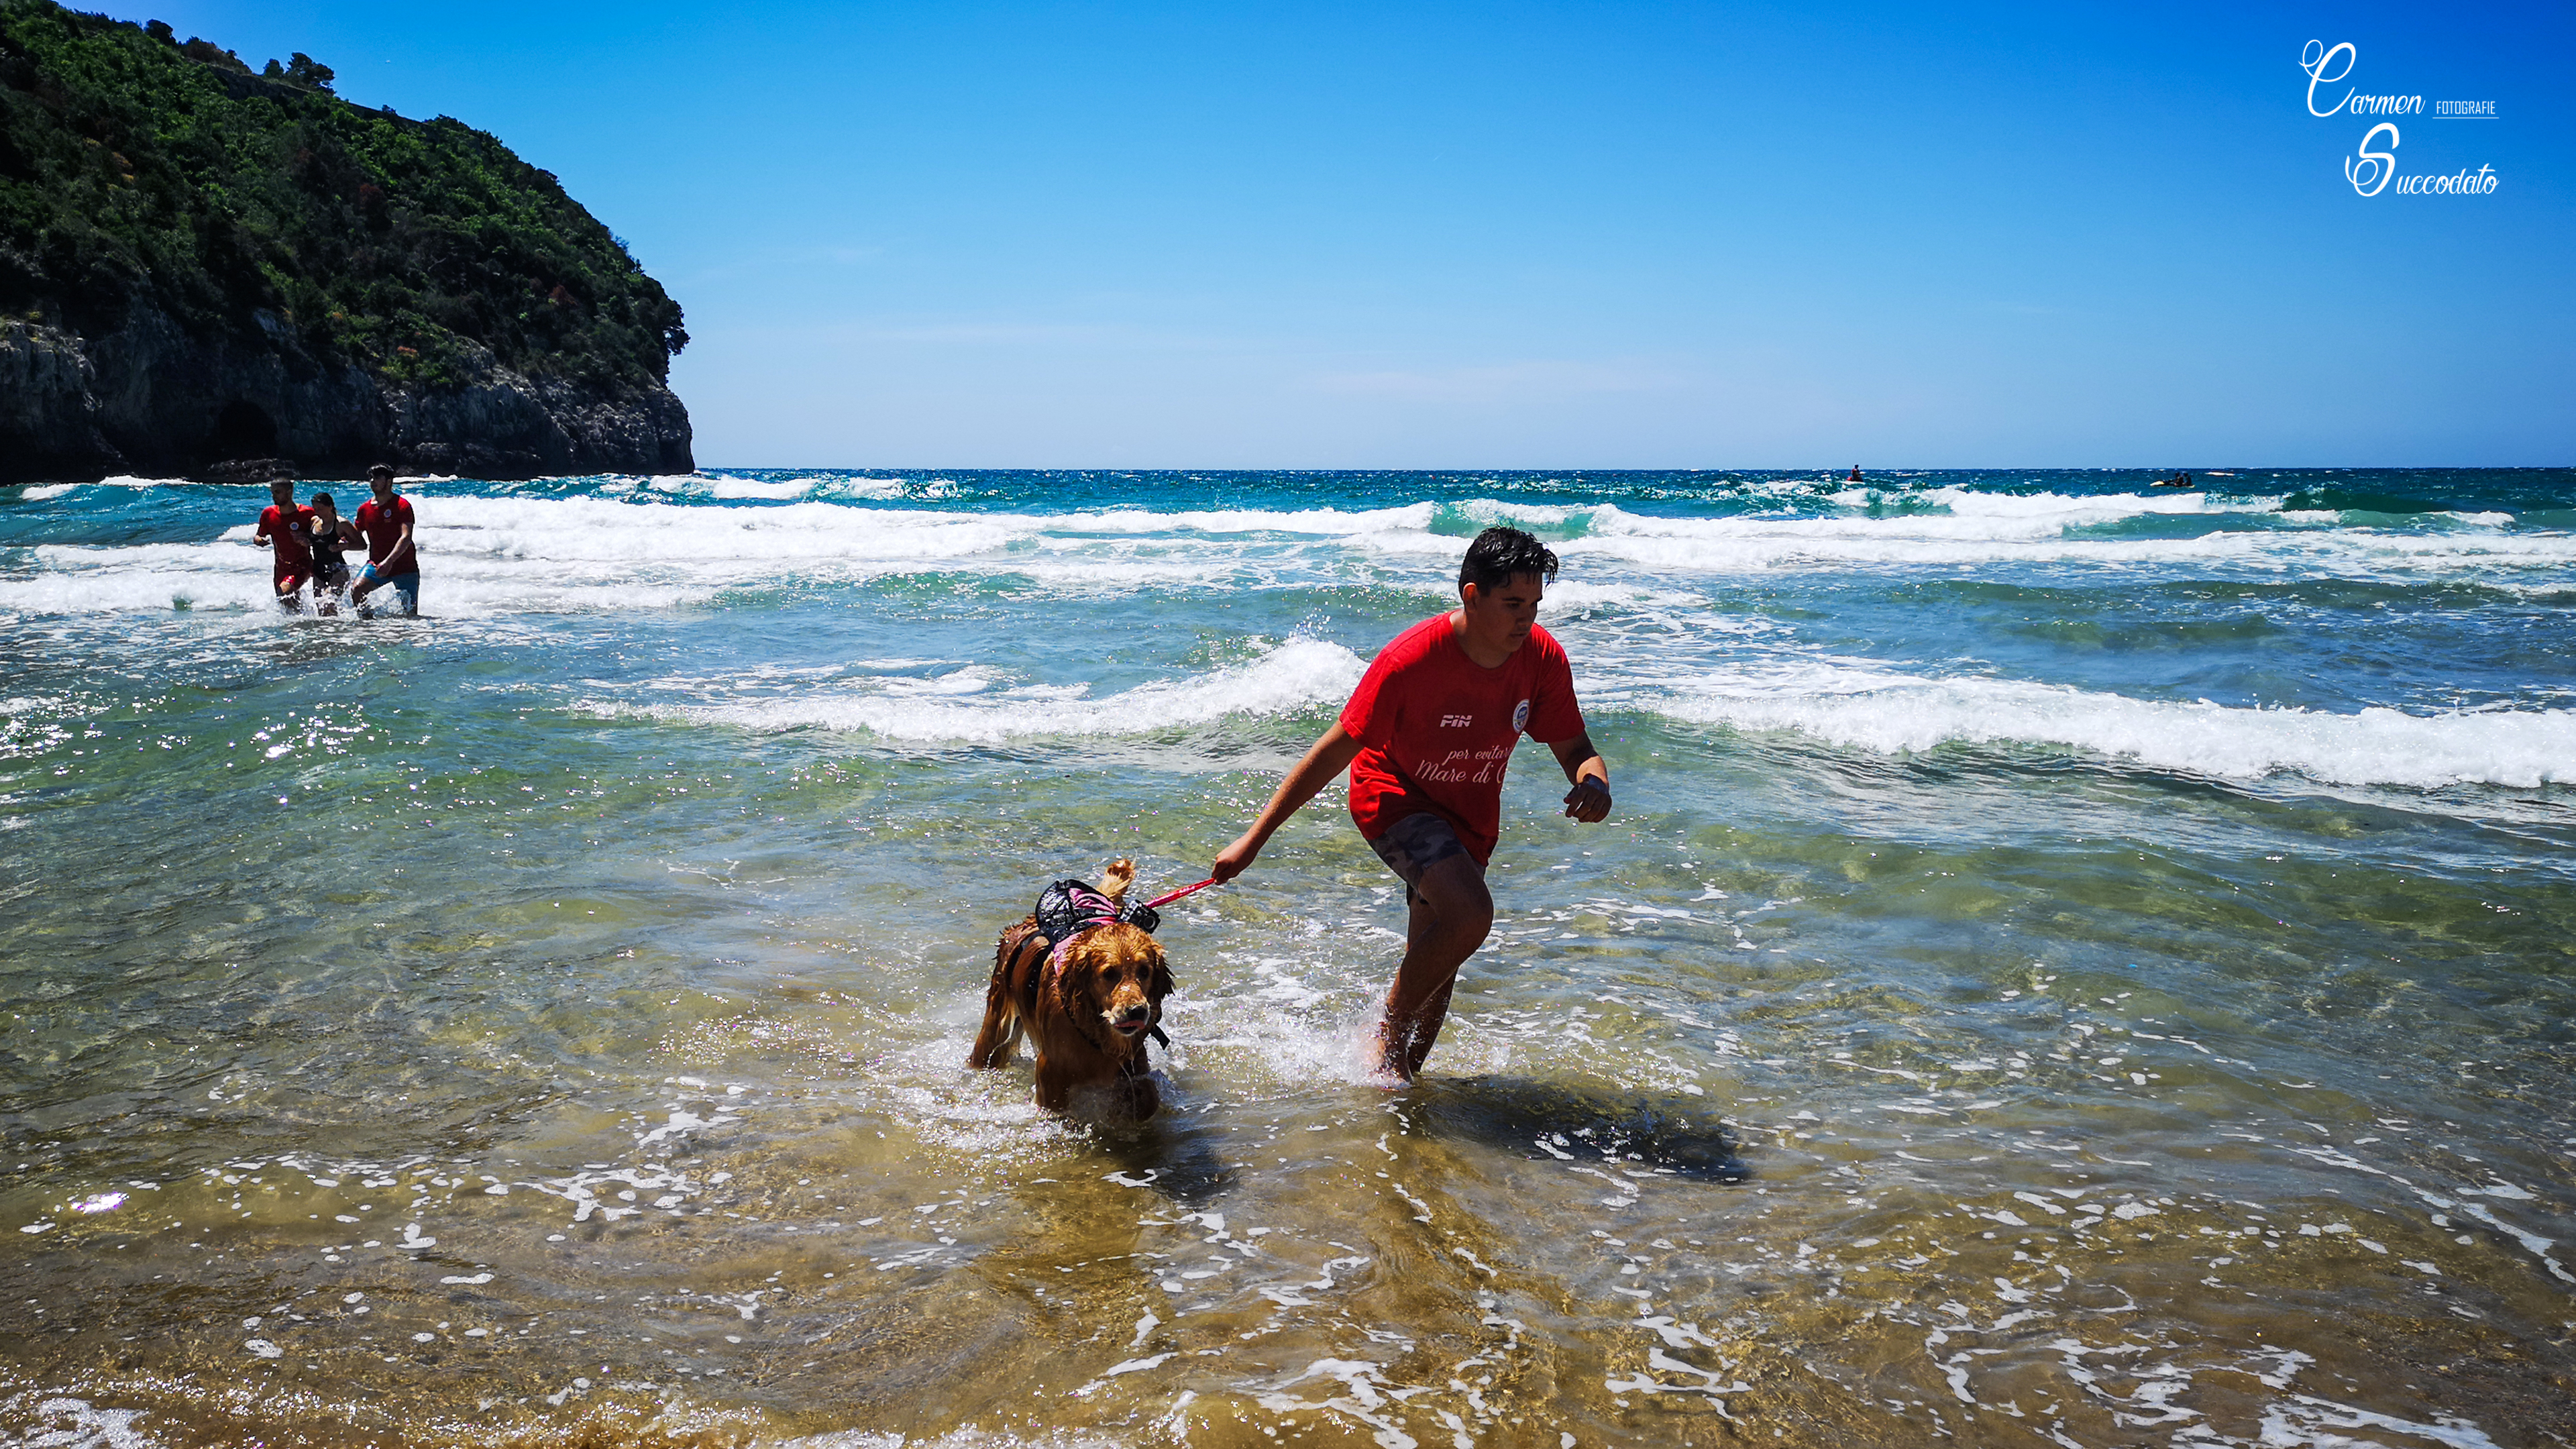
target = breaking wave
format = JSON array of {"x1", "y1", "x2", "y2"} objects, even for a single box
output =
[{"x1": 1656, "y1": 665, "x2": 2575, "y2": 790}]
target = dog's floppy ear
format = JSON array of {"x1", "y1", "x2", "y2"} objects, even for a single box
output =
[
  {"x1": 1051, "y1": 936, "x2": 1100, "y2": 999},
  {"x1": 1146, "y1": 941, "x2": 1174, "y2": 1004}
]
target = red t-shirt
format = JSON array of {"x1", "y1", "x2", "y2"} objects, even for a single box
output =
[
  {"x1": 1338, "y1": 614, "x2": 1585, "y2": 864},
  {"x1": 354, "y1": 494, "x2": 416, "y2": 574},
  {"x1": 258, "y1": 503, "x2": 314, "y2": 572}
]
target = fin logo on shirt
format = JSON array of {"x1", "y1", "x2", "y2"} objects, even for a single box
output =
[
  {"x1": 1511, "y1": 698, "x2": 1530, "y2": 732},
  {"x1": 1440, "y1": 714, "x2": 1472, "y2": 728}
]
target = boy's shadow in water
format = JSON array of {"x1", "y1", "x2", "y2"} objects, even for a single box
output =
[
  {"x1": 1403, "y1": 1075, "x2": 1752, "y2": 1183},
  {"x1": 1016, "y1": 1076, "x2": 1742, "y2": 1214}
]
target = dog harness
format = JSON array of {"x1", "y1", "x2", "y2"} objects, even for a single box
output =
[
  {"x1": 1030, "y1": 876, "x2": 1219, "y2": 1050},
  {"x1": 1034, "y1": 878, "x2": 1156, "y2": 948},
  {"x1": 1030, "y1": 875, "x2": 1219, "y2": 952}
]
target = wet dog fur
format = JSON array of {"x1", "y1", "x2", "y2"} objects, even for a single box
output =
[{"x1": 967, "y1": 859, "x2": 1173, "y2": 1118}]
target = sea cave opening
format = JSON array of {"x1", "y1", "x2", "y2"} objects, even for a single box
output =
[{"x1": 210, "y1": 400, "x2": 278, "y2": 460}]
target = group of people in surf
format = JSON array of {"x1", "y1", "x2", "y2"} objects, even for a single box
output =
[{"x1": 252, "y1": 463, "x2": 419, "y2": 615}]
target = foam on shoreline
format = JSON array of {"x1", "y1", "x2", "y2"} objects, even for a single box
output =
[
  {"x1": 1656, "y1": 665, "x2": 2576, "y2": 789},
  {"x1": 580, "y1": 636, "x2": 1366, "y2": 742}
]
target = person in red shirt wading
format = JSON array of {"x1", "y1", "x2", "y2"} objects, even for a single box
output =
[
  {"x1": 348, "y1": 464, "x2": 420, "y2": 616},
  {"x1": 251, "y1": 478, "x2": 317, "y2": 612},
  {"x1": 1212, "y1": 526, "x2": 1613, "y2": 1082}
]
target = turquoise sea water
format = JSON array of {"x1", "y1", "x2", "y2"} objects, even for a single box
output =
[{"x1": 1, "y1": 468, "x2": 2571, "y2": 1447}]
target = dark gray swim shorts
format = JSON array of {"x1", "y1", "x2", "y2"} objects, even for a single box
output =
[{"x1": 1367, "y1": 811, "x2": 1472, "y2": 902}]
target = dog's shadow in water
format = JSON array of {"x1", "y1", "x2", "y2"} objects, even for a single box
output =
[
  {"x1": 1401, "y1": 1075, "x2": 1752, "y2": 1183},
  {"x1": 1056, "y1": 1083, "x2": 1238, "y2": 1212}
]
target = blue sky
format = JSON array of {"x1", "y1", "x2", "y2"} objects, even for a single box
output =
[{"x1": 99, "y1": 1, "x2": 2574, "y2": 466}]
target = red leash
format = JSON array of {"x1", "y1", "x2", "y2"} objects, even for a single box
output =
[{"x1": 1140, "y1": 877, "x2": 1220, "y2": 911}]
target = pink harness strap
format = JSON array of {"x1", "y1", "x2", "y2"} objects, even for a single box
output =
[
  {"x1": 1044, "y1": 934, "x2": 1082, "y2": 981},
  {"x1": 1040, "y1": 877, "x2": 1223, "y2": 984},
  {"x1": 1044, "y1": 877, "x2": 1221, "y2": 981}
]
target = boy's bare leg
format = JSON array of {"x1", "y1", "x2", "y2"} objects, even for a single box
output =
[{"x1": 1376, "y1": 852, "x2": 1493, "y2": 1081}]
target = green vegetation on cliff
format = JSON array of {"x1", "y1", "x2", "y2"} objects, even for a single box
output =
[{"x1": 0, "y1": 0, "x2": 685, "y2": 394}]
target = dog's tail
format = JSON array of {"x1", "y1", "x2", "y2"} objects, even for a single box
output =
[
  {"x1": 1099, "y1": 857, "x2": 1136, "y2": 904},
  {"x1": 969, "y1": 922, "x2": 1041, "y2": 1069}
]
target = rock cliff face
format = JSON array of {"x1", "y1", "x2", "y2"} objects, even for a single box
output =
[
  {"x1": 0, "y1": 2, "x2": 694, "y2": 484},
  {"x1": 0, "y1": 319, "x2": 111, "y2": 480},
  {"x1": 1, "y1": 307, "x2": 692, "y2": 482}
]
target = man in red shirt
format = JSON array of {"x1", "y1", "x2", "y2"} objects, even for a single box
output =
[
  {"x1": 1212, "y1": 527, "x2": 1613, "y2": 1081},
  {"x1": 251, "y1": 478, "x2": 315, "y2": 611},
  {"x1": 347, "y1": 464, "x2": 420, "y2": 616}
]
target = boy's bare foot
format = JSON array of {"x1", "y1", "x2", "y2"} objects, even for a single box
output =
[{"x1": 1359, "y1": 1020, "x2": 1416, "y2": 1087}]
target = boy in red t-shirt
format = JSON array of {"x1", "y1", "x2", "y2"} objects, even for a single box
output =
[
  {"x1": 1213, "y1": 527, "x2": 1613, "y2": 1081},
  {"x1": 251, "y1": 478, "x2": 316, "y2": 611},
  {"x1": 347, "y1": 464, "x2": 420, "y2": 616}
]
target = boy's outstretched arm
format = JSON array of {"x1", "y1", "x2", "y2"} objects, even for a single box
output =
[
  {"x1": 1551, "y1": 731, "x2": 1612, "y2": 822},
  {"x1": 1212, "y1": 722, "x2": 1366, "y2": 882}
]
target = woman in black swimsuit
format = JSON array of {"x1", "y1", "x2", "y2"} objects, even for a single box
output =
[{"x1": 307, "y1": 491, "x2": 360, "y2": 614}]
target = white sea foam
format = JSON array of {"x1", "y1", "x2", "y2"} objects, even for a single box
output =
[
  {"x1": 585, "y1": 635, "x2": 1366, "y2": 742},
  {"x1": 2257, "y1": 1396, "x2": 2504, "y2": 1449},
  {"x1": 1824, "y1": 484, "x2": 2222, "y2": 522},
  {"x1": 410, "y1": 496, "x2": 1025, "y2": 565},
  {"x1": 1558, "y1": 494, "x2": 2560, "y2": 575},
  {"x1": 1049, "y1": 502, "x2": 1439, "y2": 536},
  {"x1": 707, "y1": 475, "x2": 817, "y2": 500},
  {"x1": 362, "y1": 496, "x2": 1452, "y2": 598},
  {"x1": 2, "y1": 1394, "x2": 162, "y2": 1448},
  {"x1": 828, "y1": 476, "x2": 916, "y2": 500},
  {"x1": 0, "y1": 498, "x2": 1032, "y2": 617},
  {"x1": 1441, "y1": 498, "x2": 1595, "y2": 527},
  {"x1": 1528, "y1": 579, "x2": 1700, "y2": 616},
  {"x1": 0, "y1": 541, "x2": 282, "y2": 616},
  {"x1": 8, "y1": 487, "x2": 2563, "y2": 623},
  {"x1": 690, "y1": 473, "x2": 917, "y2": 502},
  {"x1": 1657, "y1": 666, "x2": 2576, "y2": 789}
]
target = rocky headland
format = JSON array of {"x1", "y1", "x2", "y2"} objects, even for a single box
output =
[{"x1": 1, "y1": 1, "x2": 692, "y2": 483}]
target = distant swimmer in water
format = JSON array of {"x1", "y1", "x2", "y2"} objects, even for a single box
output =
[
  {"x1": 2153, "y1": 471, "x2": 2195, "y2": 488},
  {"x1": 1847, "y1": 465, "x2": 1863, "y2": 482}
]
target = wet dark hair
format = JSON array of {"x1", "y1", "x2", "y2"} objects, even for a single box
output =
[
  {"x1": 310, "y1": 491, "x2": 334, "y2": 508},
  {"x1": 368, "y1": 463, "x2": 394, "y2": 479},
  {"x1": 1458, "y1": 526, "x2": 1560, "y2": 593}
]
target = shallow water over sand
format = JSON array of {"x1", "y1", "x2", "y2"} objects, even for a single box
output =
[{"x1": 3, "y1": 469, "x2": 2572, "y2": 1446}]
